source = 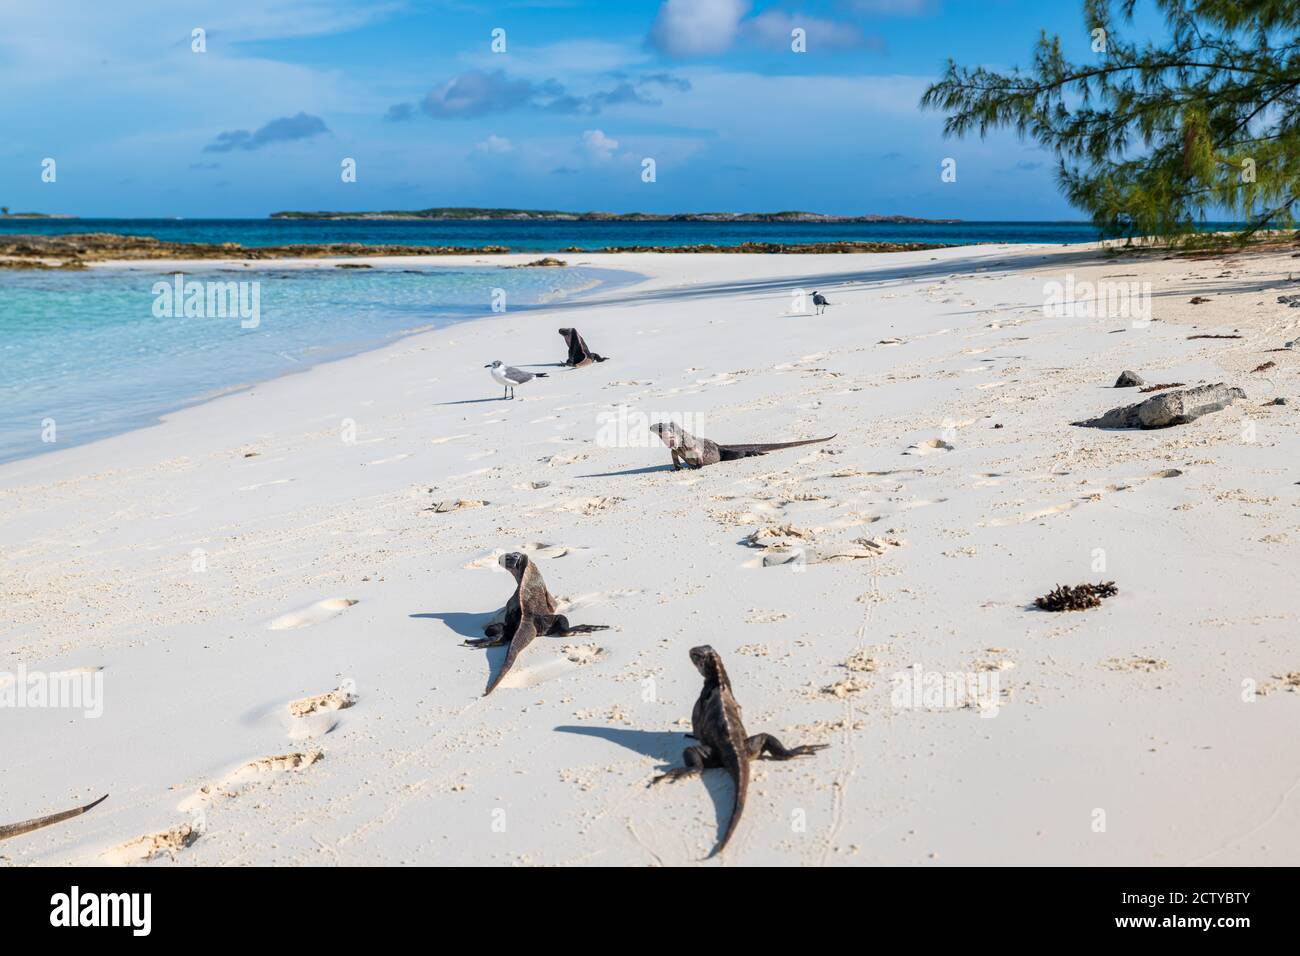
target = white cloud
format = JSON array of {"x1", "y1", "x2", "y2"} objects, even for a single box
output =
[
  {"x1": 744, "y1": 11, "x2": 883, "y2": 51},
  {"x1": 475, "y1": 135, "x2": 514, "y2": 154},
  {"x1": 846, "y1": 0, "x2": 937, "y2": 14},
  {"x1": 648, "y1": 0, "x2": 750, "y2": 56},
  {"x1": 458, "y1": 39, "x2": 650, "y2": 79},
  {"x1": 581, "y1": 129, "x2": 620, "y2": 163},
  {"x1": 648, "y1": 1, "x2": 882, "y2": 57}
]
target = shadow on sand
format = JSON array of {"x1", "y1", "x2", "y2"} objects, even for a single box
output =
[
  {"x1": 576, "y1": 463, "x2": 675, "y2": 478},
  {"x1": 555, "y1": 724, "x2": 735, "y2": 855}
]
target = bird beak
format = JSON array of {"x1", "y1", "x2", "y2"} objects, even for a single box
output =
[{"x1": 483, "y1": 364, "x2": 491, "y2": 368}]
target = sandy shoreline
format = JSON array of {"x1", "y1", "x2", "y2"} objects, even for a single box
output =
[{"x1": 3, "y1": 242, "x2": 1299, "y2": 866}]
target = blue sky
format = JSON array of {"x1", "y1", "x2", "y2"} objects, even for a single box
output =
[{"x1": 0, "y1": 1, "x2": 1144, "y2": 219}]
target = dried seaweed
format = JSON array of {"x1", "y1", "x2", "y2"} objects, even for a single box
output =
[
  {"x1": 1251, "y1": 361, "x2": 1277, "y2": 373},
  {"x1": 1187, "y1": 334, "x2": 1242, "y2": 339},
  {"x1": 1034, "y1": 581, "x2": 1118, "y2": 612},
  {"x1": 1138, "y1": 382, "x2": 1185, "y2": 392}
]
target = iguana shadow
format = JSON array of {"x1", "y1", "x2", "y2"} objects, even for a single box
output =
[
  {"x1": 410, "y1": 610, "x2": 496, "y2": 638},
  {"x1": 576, "y1": 464, "x2": 675, "y2": 478},
  {"x1": 554, "y1": 725, "x2": 686, "y2": 760},
  {"x1": 411, "y1": 610, "x2": 512, "y2": 690},
  {"x1": 554, "y1": 725, "x2": 733, "y2": 848}
]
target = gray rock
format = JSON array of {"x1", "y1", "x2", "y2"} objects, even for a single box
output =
[
  {"x1": 1114, "y1": 370, "x2": 1145, "y2": 388},
  {"x1": 1278, "y1": 295, "x2": 1300, "y2": 308},
  {"x1": 1074, "y1": 383, "x2": 1246, "y2": 429}
]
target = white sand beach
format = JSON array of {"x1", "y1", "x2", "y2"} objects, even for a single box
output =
[{"x1": 3, "y1": 243, "x2": 1299, "y2": 866}]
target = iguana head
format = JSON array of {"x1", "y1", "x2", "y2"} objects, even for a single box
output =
[
  {"x1": 498, "y1": 551, "x2": 530, "y2": 580},
  {"x1": 650, "y1": 421, "x2": 685, "y2": 449},
  {"x1": 689, "y1": 645, "x2": 730, "y2": 687}
]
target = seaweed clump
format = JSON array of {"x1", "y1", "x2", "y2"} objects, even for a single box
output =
[{"x1": 1034, "y1": 581, "x2": 1118, "y2": 612}]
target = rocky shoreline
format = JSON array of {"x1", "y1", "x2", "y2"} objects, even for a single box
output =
[
  {"x1": 269, "y1": 207, "x2": 961, "y2": 223},
  {"x1": 560, "y1": 240, "x2": 955, "y2": 254},
  {"x1": 0, "y1": 233, "x2": 953, "y2": 268}
]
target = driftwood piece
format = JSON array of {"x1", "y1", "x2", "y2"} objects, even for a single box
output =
[{"x1": 1073, "y1": 383, "x2": 1245, "y2": 429}]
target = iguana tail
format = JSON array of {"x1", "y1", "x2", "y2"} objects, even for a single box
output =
[
  {"x1": 717, "y1": 434, "x2": 836, "y2": 460},
  {"x1": 710, "y1": 748, "x2": 749, "y2": 857},
  {"x1": 484, "y1": 632, "x2": 536, "y2": 696},
  {"x1": 0, "y1": 794, "x2": 108, "y2": 842}
]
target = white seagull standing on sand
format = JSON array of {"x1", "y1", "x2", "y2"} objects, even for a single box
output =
[
  {"x1": 812, "y1": 291, "x2": 831, "y2": 314},
  {"x1": 486, "y1": 360, "x2": 548, "y2": 400}
]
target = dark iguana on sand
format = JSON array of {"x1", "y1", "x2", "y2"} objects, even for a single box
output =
[
  {"x1": 558, "y1": 327, "x2": 608, "y2": 367},
  {"x1": 650, "y1": 421, "x2": 834, "y2": 470},
  {"x1": 464, "y1": 552, "x2": 609, "y2": 696},
  {"x1": 0, "y1": 794, "x2": 108, "y2": 842},
  {"x1": 652, "y1": 645, "x2": 827, "y2": 856}
]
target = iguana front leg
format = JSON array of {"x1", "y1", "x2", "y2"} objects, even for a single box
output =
[
  {"x1": 651, "y1": 745, "x2": 718, "y2": 784},
  {"x1": 463, "y1": 620, "x2": 508, "y2": 647},
  {"x1": 670, "y1": 448, "x2": 684, "y2": 470}
]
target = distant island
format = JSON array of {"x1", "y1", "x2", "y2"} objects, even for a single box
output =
[
  {"x1": 270, "y1": 208, "x2": 961, "y2": 224},
  {"x1": 0, "y1": 210, "x2": 68, "y2": 219}
]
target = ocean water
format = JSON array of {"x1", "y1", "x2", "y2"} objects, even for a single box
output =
[
  {"x1": 0, "y1": 215, "x2": 1244, "y2": 466},
  {"x1": 0, "y1": 263, "x2": 613, "y2": 465},
  {"x1": 0, "y1": 217, "x2": 1111, "y2": 249}
]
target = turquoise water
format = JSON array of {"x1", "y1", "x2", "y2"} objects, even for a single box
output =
[
  {"x1": 0, "y1": 217, "x2": 1113, "y2": 249},
  {"x1": 0, "y1": 265, "x2": 609, "y2": 465}
]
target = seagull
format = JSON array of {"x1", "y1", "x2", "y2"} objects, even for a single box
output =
[
  {"x1": 486, "y1": 360, "x2": 548, "y2": 400},
  {"x1": 812, "y1": 291, "x2": 831, "y2": 315}
]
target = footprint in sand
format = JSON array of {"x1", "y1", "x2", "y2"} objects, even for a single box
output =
[
  {"x1": 267, "y1": 598, "x2": 358, "y2": 631},
  {"x1": 555, "y1": 588, "x2": 641, "y2": 613},
  {"x1": 542, "y1": 452, "x2": 588, "y2": 467},
  {"x1": 549, "y1": 495, "x2": 622, "y2": 516},
  {"x1": 982, "y1": 469, "x2": 1183, "y2": 527},
  {"x1": 104, "y1": 821, "x2": 203, "y2": 865},
  {"x1": 239, "y1": 478, "x2": 295, "y2": 492},
  {"x1": 889, "y1": 497, "x2": 949, "y2": 512},
  {"x1": 904, "y1": 438, "x2": 955, "y2": 456},
  {"x1": 178, "y1": 750, "x2": 325, "y2": 814},
  {"x1": 464, "y1": 542, "x2": 589, "y2": 569},
  {"x1": 496, "y1": 648, "x2": 609, "y2": 691},
  {"x1": 287, "y1": 683, "x2": 359, "y2": 739},
  {"x1": 983, "y1": 501, "x2": 1080, "y2": 527}
]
